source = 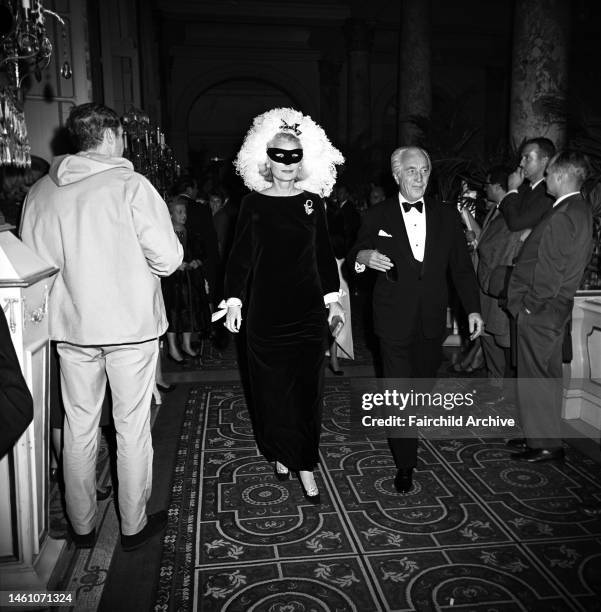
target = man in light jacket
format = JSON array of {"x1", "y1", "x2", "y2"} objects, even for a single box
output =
[{"x1": 20, "y1": 103, "x2": 183, "y2": 551}]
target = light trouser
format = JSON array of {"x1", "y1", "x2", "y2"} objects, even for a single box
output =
[{"x1": 57, "y1": 339, "x2": 158, "y2": 535}]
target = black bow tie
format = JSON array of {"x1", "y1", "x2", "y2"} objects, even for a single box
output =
[{"x1": 402, "y1": 200, "x2": 423, "y2": 213}]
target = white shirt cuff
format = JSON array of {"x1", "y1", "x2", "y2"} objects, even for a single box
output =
[
  {"x1": 355, "y1": 261, "x2": 366, "y2": 273},
  {"x1": 324, "y1": 290, "x2": 346, "y2": 305},
  {"x1": 211, "y1": 297, "x2": 242, "y2": 322}
]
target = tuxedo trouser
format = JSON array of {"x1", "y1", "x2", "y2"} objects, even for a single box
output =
[
  {"x1": 379, "y1": 329, "x2": 443, "y2": 469},
  {"x1": 515, "y1": 312, "x2": 563, "y2": 449},
  {"x1": 57, "y1": 339, "x2": 158, "y2": 535}
]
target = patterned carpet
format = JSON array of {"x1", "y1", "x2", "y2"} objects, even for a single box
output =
[{"x1": 154, "y1": 382, "x2": 601, "y2": 612}]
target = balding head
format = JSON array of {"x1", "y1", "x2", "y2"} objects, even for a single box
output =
[{"x1": 390, "y1": 147, "x2": 431, "y2": 202}]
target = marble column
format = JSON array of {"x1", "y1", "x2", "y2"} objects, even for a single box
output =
[
  {"x1": 397, "y1": 0, "x2": 431, "y2": 146},
  {"x1": 509, "y1": 0, "x2": 570, "y2": 149},
  {"x1": 344, "y1": 18, "x2": 372, "y2": 147}
]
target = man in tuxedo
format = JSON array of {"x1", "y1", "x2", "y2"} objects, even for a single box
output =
[
  {"x1": 506, "y1": 150, "x2": 593, "y2": 462},
  {"x1": 499, "y1": 137, "x2": 555, "y2": 232},
  {"x1": 349, "y1": 146, "x2": 483, "y2": 493}
]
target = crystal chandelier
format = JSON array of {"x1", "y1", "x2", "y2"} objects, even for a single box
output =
[
  {"x1": 0, "y1": 0, "x2": 67, "y2": 167},
  {"x1": 0, "y1": 0, "x2": 66, "y2": 88}
]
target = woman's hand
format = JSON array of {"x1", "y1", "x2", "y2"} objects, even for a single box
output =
[
  {"x1": 356, "y1": 249, "x2": 393, "y2": 272},
  {"x1": 225, "y1": 305, "x2": 242, "y2": 333},
  {"x1": 327, "y1": 301, "x2": 345, "y2": 326}
]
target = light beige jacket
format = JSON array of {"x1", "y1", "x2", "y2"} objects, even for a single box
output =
[{"x1": 20, "y1": 152, "x2": 183, "y2": 345}]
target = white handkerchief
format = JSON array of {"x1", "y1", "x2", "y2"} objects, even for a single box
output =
[{"x1": 378, "y1": 229, "x2": 393, "y2": 237}]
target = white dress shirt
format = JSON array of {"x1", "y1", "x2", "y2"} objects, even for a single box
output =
[
  {"x1": 553, "y1": 191, "x2": 580, "y2": 208},
  {"x1": 399, "y1": 194, "x2": 426, "y2": 262},
  {"x1": 504, "y1": 177, "x2": 545, "y2": 199}
]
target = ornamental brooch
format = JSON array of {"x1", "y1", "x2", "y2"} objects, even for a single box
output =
[{"x1": 304, "y1": 199, "x2": 314, "y2": 215}]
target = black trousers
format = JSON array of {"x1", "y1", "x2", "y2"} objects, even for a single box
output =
[{"x1": 379, "y1": 325, "x2": 443, "y2": 469}]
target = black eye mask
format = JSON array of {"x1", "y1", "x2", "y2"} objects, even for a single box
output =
[{"x1": 267, "y1": 148, "x2": 303, "y2": 165}]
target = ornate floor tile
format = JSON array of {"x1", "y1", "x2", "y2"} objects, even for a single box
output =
[
  {"x1": 525, "y1": 538, "x2": 601, "y2": 610},
  {"x1": 196, "y1": 557, "x2": 380, "y2": 612},
  {"x1": 155, "y1": 382, "x2": 601, "y2": 612},
  {"x1": 366, "y1": 546, "x2": 573, "y2": 611},
  {"x1": 197, "y1": 508, "x2": 356, "y2": 565},
  {"x1": 203, "y1": 390, "x2": 260, "y2": 450},
  {"x1": 197, "y1": 451, "x2": 356, "y2": 566},
  {"x1": 428, "y1": 440, "x2": 601, "y2": 540}
]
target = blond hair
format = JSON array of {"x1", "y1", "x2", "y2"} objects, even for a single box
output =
[{"x1": 234, "y1": 107, "x2": 344, "y2": 197}]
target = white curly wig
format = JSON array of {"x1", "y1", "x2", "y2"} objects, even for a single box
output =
[{"x1": 234, "y1": 107, "x2": 344, "y2": 197}]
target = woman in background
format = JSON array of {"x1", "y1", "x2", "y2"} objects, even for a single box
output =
[{"x1": 162, "y1": 196, "x2": 211, "y2": 362}]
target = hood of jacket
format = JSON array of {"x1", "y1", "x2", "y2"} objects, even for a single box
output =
[{"x1": 49, "y1": 152, "x2": 134, "y2": 187}]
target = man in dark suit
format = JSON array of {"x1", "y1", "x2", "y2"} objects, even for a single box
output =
[
  {"x1": 506, "y1": 150, "x2": 593, "y2": 462},
  {"x1": 477, "y1": 166, "x2": 523, "y2": 402},
  {"x1": 499, "y1": 137, "x2": 555, "y2": 232},
  {"x1": 176, "y1": 176, "x2": 219, "y2": 305},
  {"x1": 348, "y1": 146, "x2": 483, "y2": 492},
  {"x1": 0, "y1": 305, "x2": 34, "y2": 459}
]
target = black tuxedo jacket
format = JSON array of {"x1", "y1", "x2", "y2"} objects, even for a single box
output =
[
  {"x1": 507, "y1": 193, "x2": 592, "y2": 323},
  {"x1": 348, "y1": 196, "x2": 480, "y2": 341},
  {"x1": 499, "y1": 180, "x2": 554, "y2": 232},
  {"x1": 0, "y1": 308, "x2": 33, "y2": 459}
]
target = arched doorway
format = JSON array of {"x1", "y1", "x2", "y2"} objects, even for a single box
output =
[{"x1": 187, "y1": 79, "x2": 298, "y2": 168}]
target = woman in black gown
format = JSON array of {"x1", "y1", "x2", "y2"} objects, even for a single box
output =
[{"x1": 217, "y1": 108, "x2": 344, "y2": 502}]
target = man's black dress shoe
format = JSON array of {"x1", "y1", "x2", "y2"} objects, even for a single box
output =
[
  {"x1": 156, "y1": 383, "x2": 176, "y2": 393},
  {"x1": 70, "y1": 527, "x2": 96, "y2": 549},
  {"x1": 506, "y1": 438, "x2": 527, "y2": 450},
  {"x1": 121, "y1": 510, "x2": 168, "y2": 552},
  {"x1": 394, "y1": 468, "x2": 414, "y2": 494},
  {"x1": 511, "y1": 447, "x2": 565, "y2": 463}
]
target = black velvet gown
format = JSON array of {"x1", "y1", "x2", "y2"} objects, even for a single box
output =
[{"x1": 225, "y1": 191, "x2": 340, "y2": 470}]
